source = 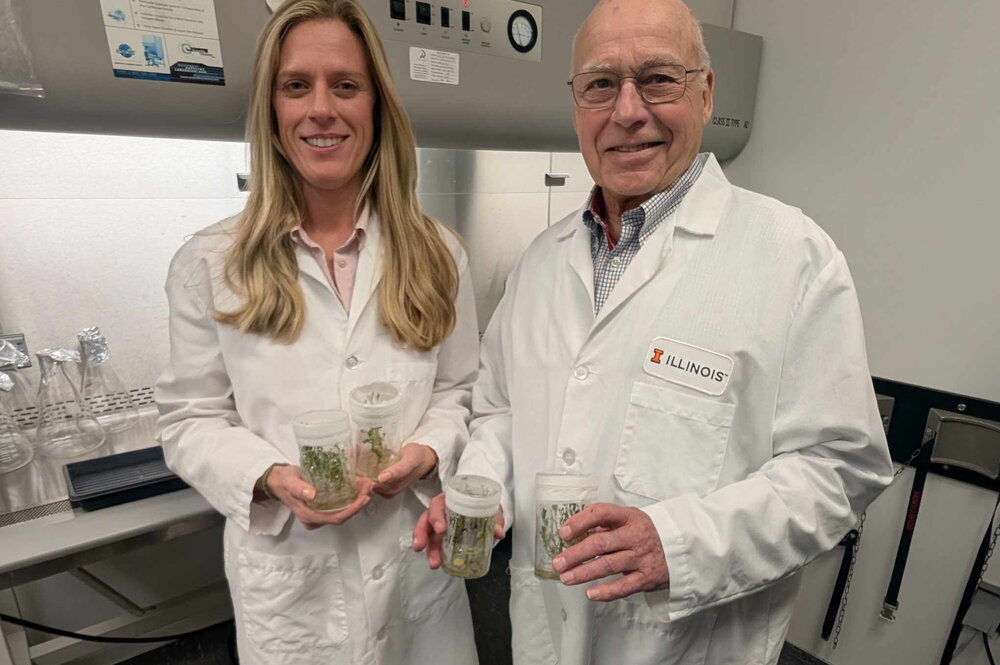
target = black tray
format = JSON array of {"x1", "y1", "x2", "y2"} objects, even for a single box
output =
[{"x1": 63, "y1": 446, "x2": 188, "y2": 511}]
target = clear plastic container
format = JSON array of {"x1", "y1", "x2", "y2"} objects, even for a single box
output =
[
  {"x1": 348, "y1": 382, "x2": 402, "y2": 480},
  {"x1": 293, "y1": 409, "x2": 358, "y2": 511},
  {"x1": 442, "y1": 474, "x2": 501, "y2": 579},
  {"x1": 78, "y1": 326, "x2": 139, "y2": 433},
  {"x1": 534, "y1": 473, "x2": 598, "y2": 580},
  {"x1": 35, "y1": 349, "x2": 106, "y2": 458},
  {"x1": 0, "y1": 372, "x2": 34, "y2": 474}
]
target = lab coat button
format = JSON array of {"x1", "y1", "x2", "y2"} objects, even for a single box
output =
[
  {"x1": 345, "y1": 355, "x2": 359, "y2": 369},
  {"x1": 573, "y1": 365, "x2": 589, "y2": 380},
  {"x1": 371, "y1": 564, "x2": 384, "y2": 580},
  {"x1": 365, "y1": 501, "x2": 377, "y2": 516},
  {"x1": 562, "y1": 449, "x2": 576, "y2": 465}
]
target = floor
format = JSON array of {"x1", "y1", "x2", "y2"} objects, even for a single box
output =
[{"x1": 121, "y1": 537, "x2": 828, "y2": 665}]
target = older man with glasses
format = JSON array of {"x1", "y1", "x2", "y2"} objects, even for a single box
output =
[{"x1": 416, "y1": 0, "x2": 893, "y2": 663}]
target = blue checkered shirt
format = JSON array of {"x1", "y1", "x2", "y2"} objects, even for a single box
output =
[{"x1": 583, "y1": 153, "x2": 709, "y2": 313}]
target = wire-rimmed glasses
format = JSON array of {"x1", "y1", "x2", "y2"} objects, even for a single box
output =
[{"x1": 568, "y1": 64, "x2": 704, "y2": 109}]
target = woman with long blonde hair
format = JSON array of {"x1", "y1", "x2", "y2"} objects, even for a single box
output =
[{"x1": 155, "y1": 1, "x2": 480, "y2": 663}]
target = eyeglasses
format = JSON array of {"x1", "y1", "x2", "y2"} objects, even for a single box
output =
[{"x1": 567, "y1": 64, "x2": 704, "y2": 109}]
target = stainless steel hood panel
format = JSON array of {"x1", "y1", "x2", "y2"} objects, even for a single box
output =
[{"x1": 1, "y1": 1, "x2": 760, "y2": 156}]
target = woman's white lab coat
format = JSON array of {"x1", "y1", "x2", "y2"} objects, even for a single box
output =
[
  {"x1": 457, "y1": 155, "x2": 894, "y2": 665},
  {"x1": 156, "y1": 213, "x2": 480, "y2": 665}
]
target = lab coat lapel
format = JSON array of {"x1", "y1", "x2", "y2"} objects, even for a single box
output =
[
  {"x1": 558, "y1": 211, "x2": 598, "y2": 344},
  {"x1": 348, "y1": 211, "x2": 383, "y2": 338},
  {"x1": 592, "y1": 226, "x2": 673, "y2": 330},
  {"x1": 591, "y1": 154, "x2": 732, "y2": 331}
]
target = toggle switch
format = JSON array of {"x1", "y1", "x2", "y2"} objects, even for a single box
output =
[
  {"x1": 416, "y1": 1, "x2": 431, "y2": 24},
  {"x1": 389, "y1": 0, "x2": 405, "y2": 21}
]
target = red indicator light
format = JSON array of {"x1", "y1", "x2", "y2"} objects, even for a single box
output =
[{"x1": 464, "y1": 0, "x2": 469, "y2": 6}]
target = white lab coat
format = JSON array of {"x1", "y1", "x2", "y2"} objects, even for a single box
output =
[
  {"x1": 155, "y1": 212, "x2": 480, "y2": 665},
  {"x1": 457, "y1": 154, "x2": 894, "y2": 665}
]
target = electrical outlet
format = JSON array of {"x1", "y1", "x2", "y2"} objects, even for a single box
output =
[{"x1": 0, "y1": 333, "x2": 31, "y2": 369}]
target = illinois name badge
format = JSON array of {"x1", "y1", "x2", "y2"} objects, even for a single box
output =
[{"x1": 643, "y1": 336, "x2": 734, "y2": 396}]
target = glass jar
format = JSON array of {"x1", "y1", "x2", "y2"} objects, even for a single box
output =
[
  {"x1": 534, "y1": 473, "x2": 598, "y2": 580},
  {"x1": 442, "y1": 474, "x2": 501, "y2": 580},
  {"x1": 348, "y1": 382, "x2": 402, "y2": 480},
  {"x1": 35, "y1": 349, "x2": 106, "y2": 458},
  {"x1": 292, "y1": 409, "x2": 358, "y2": 511},
  {"x1": 0, "y1": 372, "x2": 34, "y2": 474}
]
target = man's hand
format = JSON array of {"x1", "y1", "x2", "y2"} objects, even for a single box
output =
[
  {"x1": 266, "y1": 464, "x2": 374, "y2": 529},
  {"x1": 374, "y1": 443, "x2": 437, "y2": 498},
  {"x1": 552, "y1": 502, "x2": 669, "y2": 601},
  {"x1": 413, "y1": 492, "x2": 505, "y2": 568}
]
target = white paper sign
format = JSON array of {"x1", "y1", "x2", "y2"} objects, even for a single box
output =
[
  {"x1": 100, "y1": 0, "x2": 225, "y2": 85},
  {"x1": 643, "y1": 336, "x2": 735, "y2": 396},
  {"x1": 409, "y1": 47, "x2": 459, "y2": 86}
]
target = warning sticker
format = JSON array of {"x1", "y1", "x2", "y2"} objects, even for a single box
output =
[{"x1": 409, "y1": 47, "x2": 459, "y2": 86}]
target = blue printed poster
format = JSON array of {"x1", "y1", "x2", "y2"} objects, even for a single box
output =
[{"x1": 100, "y1": 0, "x2": 225, "y2": 85}]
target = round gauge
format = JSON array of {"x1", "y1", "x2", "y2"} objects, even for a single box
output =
[{"x1": 507, "y1": 10, "x2": 538, "y2": 54}]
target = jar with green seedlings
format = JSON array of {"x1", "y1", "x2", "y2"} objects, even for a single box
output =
[
  {"x1": 348, "y1": 382, "x2": 403, "y2": 480},
  {"x1": 292, "y1": 409, "x2": 357, "y2": 511},
  {"x1": 534, "y1": 473, "x2": 598, "y2": 580},
  {"x1": 442, "y1": 474, "x2": 501, "y2": 580}
]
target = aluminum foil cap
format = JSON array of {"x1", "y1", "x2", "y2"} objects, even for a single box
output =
[
  {"x1": 0, "y1": 339, "x2": 29, "y2": 370},
  {"x1": 36, "y1": 348, "x2": 81, "y2": 382},
  {"x1": 0, "y1": 372, "x2": 13, "y2": 392},
  {"x1": 78, "y1": 326, "x2": 109, "y2": 366}
]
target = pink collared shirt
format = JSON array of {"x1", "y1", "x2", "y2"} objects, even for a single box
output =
[{"x1": 289, "y1": 206, "x2": 369, "y2": 312}]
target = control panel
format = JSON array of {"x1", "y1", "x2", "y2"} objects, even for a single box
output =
[{"x1": 382, "y1": 0, "x2": 542, "y2": 63}]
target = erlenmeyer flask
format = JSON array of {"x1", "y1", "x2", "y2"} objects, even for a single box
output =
[
  {"x1": 0, "y1": 371, "x2": 34, "y2": 474},
  {"x1": 0, "y1": 339, "x2": 37, "y2": 421},
  {"x1": 78, "y1": 327, "x2": 139, "y2": 433},
  {"x1": 35, "y1": 349, "x2": 105, "y2": 458}
]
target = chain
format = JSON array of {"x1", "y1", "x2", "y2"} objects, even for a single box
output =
[
  {"x1": 975, "y1": 499, "x2": 1000, "y2": 592},
  {"x1": 831, "y1": 433, "x2": 934, "y2": 649}
]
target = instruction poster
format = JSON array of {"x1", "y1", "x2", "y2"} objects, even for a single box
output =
[{"x1": 99, "y1": 0, "x2": 225, "y2": 85}]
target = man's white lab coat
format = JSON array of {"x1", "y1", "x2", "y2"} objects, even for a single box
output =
[{"x1": 458, "y1": 154, "x2": 894, "y2": 665}]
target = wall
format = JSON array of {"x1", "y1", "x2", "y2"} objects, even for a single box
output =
[
  {"x1": 726, "y1": 0, "x2": 1000, "y2": 405},
  {"x1": 726, "y1": 2, "x2": 1000, "y2": 664}
]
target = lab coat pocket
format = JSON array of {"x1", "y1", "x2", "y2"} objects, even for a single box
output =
[
  {"x1": 595, "y1": 599, "x2": 720, "y2": 665},
  {"x1": 615, "y1": 382, "x2": 735, "y2": 501},
  {"x1": 235, "y1": 549, "x2": 348, "y2": 652}
]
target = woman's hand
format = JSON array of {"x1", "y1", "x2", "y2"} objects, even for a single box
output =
[
  {"x1": 373, "y1": 442, "x2": 438, "y2": 498},
  {"x1": 265, "y1": 464, "x2": 374, "y2": 529}
]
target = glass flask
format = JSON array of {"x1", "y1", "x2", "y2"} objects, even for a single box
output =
[
  {"x1": 442, "y1": 474, "x2": 501, "y2": 580},
  {"x1": 35, "y1": 349, "x2": 106, "y2": 458},
  {"x1": 348, "y1": 382, "x2": 402, "y2": 480},
  {"x1": 293, "y1": 409, "x2": 358, "y2": 511},
  {"x1": 0, "y1": 339, "x2": 37, "y2": 423},
  {"x1": 78, "y1": 326, "x2": 139, "y2": 433},
  {"x1": 534, "y1": 473, "x2": 598, "y2": 579},
  {"x1": 0, "y1": 372, "x2": 34, "y2": 474}
]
